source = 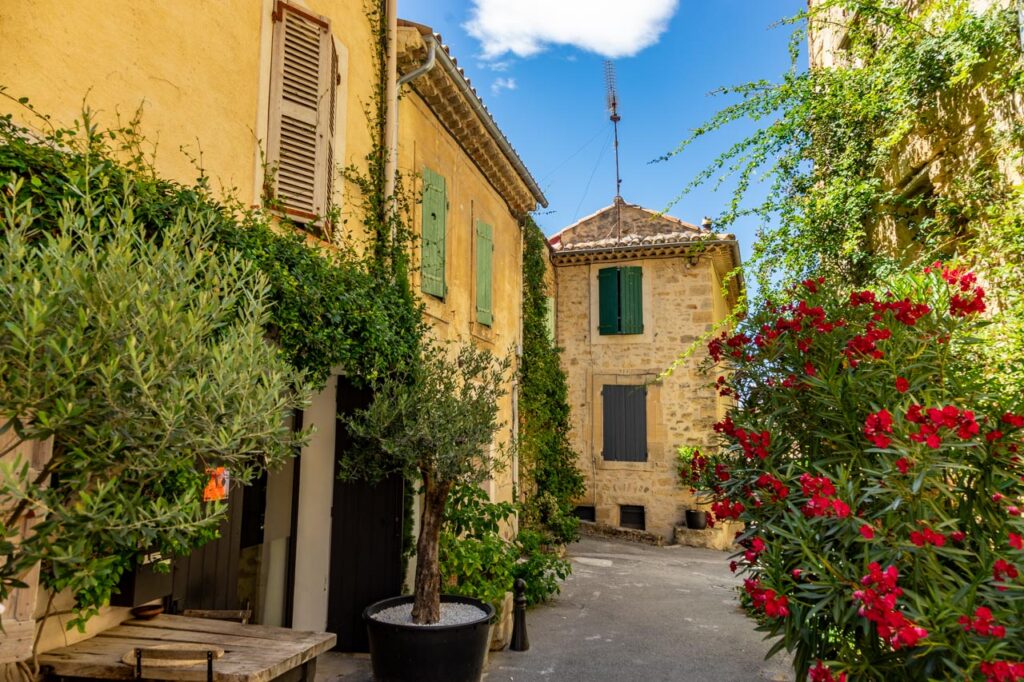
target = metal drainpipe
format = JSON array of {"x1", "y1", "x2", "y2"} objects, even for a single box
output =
[
  {"x1": 383, "y1": 28, "x2": 437, "y2": 232},
  {"x1": 382, "y1": 0, "x2": 398, "y2": 215}
]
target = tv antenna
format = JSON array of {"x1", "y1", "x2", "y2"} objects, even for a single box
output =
[{"x1": 604, "y1": 60, "x2": 622, "y2": 201}]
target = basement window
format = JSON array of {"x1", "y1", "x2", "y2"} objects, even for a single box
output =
[
  {"x1": 619, "y1": 505, "x2": 645, "y2": 531},
  {"x1": 574, "y1": 505, "x2": 596, "y2": 522}
]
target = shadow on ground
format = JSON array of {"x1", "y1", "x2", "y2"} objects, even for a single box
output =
[{"x1": 316, "y1": 535, "x2": 793, "y2": 681}]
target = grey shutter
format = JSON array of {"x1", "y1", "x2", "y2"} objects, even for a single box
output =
[{"x1": 602, "y1": 385, "x2": 647, "y2": 462}]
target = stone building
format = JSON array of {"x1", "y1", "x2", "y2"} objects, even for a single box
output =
[
  {"x1": 549, "y1": 199, "x2": 741, "y2": 541},
  {"x1": 0, "y1": 0, "x2": 543, "y2": 657}
]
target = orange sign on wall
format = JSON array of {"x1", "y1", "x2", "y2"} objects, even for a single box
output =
[{"x1": 203, "y1": 467, "x2": 230, "y2": 502}]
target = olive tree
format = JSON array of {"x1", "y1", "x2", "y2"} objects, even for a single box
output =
[
  {"x1": 341, "y1": 343, "x2": 510, "y2": 624},
  {"x1": 0, "y1": 176, "x2": 307, "y2": 627}
]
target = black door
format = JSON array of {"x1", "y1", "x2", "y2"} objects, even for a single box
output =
[
  {"x1": 169, "y1": 493, "x2": 243, "y2": 612},
  {"x1": 327, "y1": 377, "x2": 405, "y2": 652}
]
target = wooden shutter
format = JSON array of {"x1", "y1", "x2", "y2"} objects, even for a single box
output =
[
  {"x1": 602, "y1": 385, "x2": 647, "y2": 462},
  {"x1": 420, "y1": 168, "x2": 446, "y2": 298},
  {"x1": 620, "y1": 266, "x2": 644, "y2": 334},
  {"x1": 268, "y1": 2, "x2": 334, "y2": 223},
  {"x1": 597, "y1": 267, "x2": 620, "y2": 335},
  {"x1": 476, "y1": 221, "x2": 494, "y2": 326}
]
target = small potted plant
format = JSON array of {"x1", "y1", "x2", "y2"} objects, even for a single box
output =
[
  {"x1": 341, "y1": 342, "x2": 510, "y2": 682},
  {"x1": 676, "y1": 445, "x2": 709, "y2": 530}
]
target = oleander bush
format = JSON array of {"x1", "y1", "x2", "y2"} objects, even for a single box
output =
[{"x1": 702, "y1": 266, "x2": 1024, "y2": 681}]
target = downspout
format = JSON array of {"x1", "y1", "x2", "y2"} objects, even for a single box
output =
[{"x1": 383, "y1": 23, "x2": 437, "y2": 220}]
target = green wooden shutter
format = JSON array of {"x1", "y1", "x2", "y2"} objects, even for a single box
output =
[
  {"x1": 421, "y1": 168, "x2": 446, "y2": 298},
  {"x1": 476, "y1": 221, "x2": 493, "y2": 326},
  {"x1": 597, "y1": 267, "x2": 620, "y2": 335},
  {"x1": 620, "y1": 266, "x2": 644, "y2": 334},
  {"x1": 544, "y1": 295, "x2": 556, "y2": 342}
]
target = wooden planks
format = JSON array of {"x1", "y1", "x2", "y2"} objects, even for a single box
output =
[{"x1": 38, "y1": 615, "x2": 335, "y2": 682}]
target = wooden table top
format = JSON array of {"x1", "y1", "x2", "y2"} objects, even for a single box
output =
[{"x1": 39, "y1": 614, "x2": 336, "y2": 681}]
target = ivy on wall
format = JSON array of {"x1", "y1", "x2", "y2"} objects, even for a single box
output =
[
  {"x1": 665, "y1": 0, "x2": 1024, "y2": 394},
  {"x1": 0, "y1": 99, "x2": 423, "y2": 389},
  {"x1": 518, "y1": 217, "x2": 585, "y2": 545}
]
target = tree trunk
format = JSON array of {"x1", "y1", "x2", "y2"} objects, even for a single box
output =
[{"x1": 411, "y1": 472, "x2": 450, "y2": 625}]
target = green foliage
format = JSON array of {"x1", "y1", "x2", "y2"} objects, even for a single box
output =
[
  {"x1": 669, "y1": 0, "x2": 1024, "y2": 395},
  {"x1": 340, "y1": 343, "x2": 510, "y2": 486},
  {"x1": 708, "y1": 267, "x2": 1024, "y2": 680},
  {"x1": 0, "y1": 174, "x2": 306, "y2": 627},
  {"x1": 0, "y1": 99, "x2": 423, "y2": 389},
  {"x1": 439, "y1": 484, "x2": 572, "y2": 613},
  {"x1": 519, "y1": 217, "x2": 585, "y2": 545}
]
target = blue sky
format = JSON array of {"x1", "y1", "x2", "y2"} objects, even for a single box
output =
[{"x1": 398, "y1": 0, "x2": 806, "y2": 263}]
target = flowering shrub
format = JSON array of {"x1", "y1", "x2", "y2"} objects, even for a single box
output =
[{"x1": 705, "y1": 266, "x2": 1024, "y2": 681}]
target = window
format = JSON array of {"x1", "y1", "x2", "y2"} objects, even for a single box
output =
[
  {"x1": 598, "y1": 266, "x2": 643, "y2": 335},
  {"x1": 421, "y1": 168, "x2": 447, "y2": 298},
  {"x1": 475, "y1": 220, "x2": 493, "y2": 325},
  {"x1": 267, "y1": 1, "x2": 338, "y2": 230},
  {"x1": 574, "y1": 505, "x2": 596, "y2": 522},
  {"x1": 619, "y1": 505, "x2": 645, "y2": 530},
  {"x1": 602, "y1": 385, "x2": 647, "y2": 462}
]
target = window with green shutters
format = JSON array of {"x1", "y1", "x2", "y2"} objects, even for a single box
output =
[
  {"x1": 420, "y1": 168, "x2": 446, "y2": 298},
  {"x1": 475, "y1": 221, "x2": 493, "y2": 326},
  {"x1": 597, "y1": 265, "x2": 643, "y2": 335},
  {"x1": 544, "y1": 295, "x2": 556, "y2": 342}
]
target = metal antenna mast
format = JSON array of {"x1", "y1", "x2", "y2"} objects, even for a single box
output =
[{"x1": 604, "y1": 60, "x2": 622, "y2": 201}]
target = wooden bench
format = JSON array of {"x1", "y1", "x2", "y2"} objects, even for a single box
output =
[{"x1": 39, "y1": 614, "x2": 336, "y2": 682}]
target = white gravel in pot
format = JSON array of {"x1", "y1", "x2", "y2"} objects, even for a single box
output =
[{"x1": 371, "y1": 602, "x2": 487, "y2": 627}]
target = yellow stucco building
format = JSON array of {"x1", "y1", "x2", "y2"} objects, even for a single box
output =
[{"x1": 0, "y1": 0, "x2": 544, "y2": 656}]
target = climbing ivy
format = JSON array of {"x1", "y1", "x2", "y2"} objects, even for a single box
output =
[
  {"x1": 519, "y1": 217, "x2": 585, "y2": 545},
  {"x1": 666, "y1": 0, "x2": 1024, "y2": 394},
  {"x1": 0, "y1": 96, "x2": 423, "y2": 389}
]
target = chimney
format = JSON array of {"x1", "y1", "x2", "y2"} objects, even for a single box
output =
[{"x1": 701, "y1": 216, "x2": 713, "y2": 231}]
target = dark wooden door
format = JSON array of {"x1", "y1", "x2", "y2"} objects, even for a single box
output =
[
  {"x1": 327, "y1": 377, "x2": 405, "y2": 652},
  {"x1": 169, "y1": 494, "x2": 243, "y2": 612}
]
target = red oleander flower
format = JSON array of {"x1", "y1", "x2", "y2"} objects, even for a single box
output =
[
  {"x1": 993, "y1": 559, "x2": 1019, "y2": 590},
  {"x1": 909, "y1": 527, "x2": 946, "y2": 548},
  {"x1": 860, "y1": 524, "x2": 875, "y2": 539},
  {"x1": 894, "y1": 457, "x2": 911, "y2": 474},
  {"x1": 951, "y1": 531, "x2": 966, "y2": 543},
  {"x1": 1010, "y1": 533, "x2": 1023, "y2": 551},
  {"x1": 864, "y1": 409, "x2": 894, "y2": 448},
  {"x1": 1003, "y1": 413, "x2": 1024, "y2": 429},
  {"x1": 979, "y1": 661, "x2": 1024, "y2": 682},
  {"x1": 744, "y1": 579, "x2": 789, "y2": 618},
  {"x1": 896, "y1": 377, "x2": 909, "y2": 393},
  {"x1": 960, "y1": 607, "x2": 1006, "y2": 639},
  {"x1": 853, "y1": 563, "x2": 927, "y2": 650},
  {"x1": 809, "y1": 661, "x2": 846, "y2": 682},
  {"x1": 804, "y1": 361, "x2": 817, "y2": 377}
]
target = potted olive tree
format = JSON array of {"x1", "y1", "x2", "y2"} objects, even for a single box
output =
[{"x1": 341, "y1": 342, "x2": 510, "y2": 682}]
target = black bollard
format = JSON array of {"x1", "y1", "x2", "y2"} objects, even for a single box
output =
[{"x1": 510, "y1": 577, "x2": 530, "y2": 651}]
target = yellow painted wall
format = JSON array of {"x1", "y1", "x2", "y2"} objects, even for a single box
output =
[{"x1": 397, "y1": 92, "x2": 523, "y2": 508}]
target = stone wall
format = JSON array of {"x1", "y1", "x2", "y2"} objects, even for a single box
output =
[{"x1": 556, "y1": 250, "x2": 731, "y2": 541}]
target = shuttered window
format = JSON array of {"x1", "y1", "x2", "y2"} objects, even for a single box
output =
[
  {"x1": 597, "y1": 266, "x2": 643, "y2": 335},
  {"x1": 619, "y1": 505, "x2": 646, "y2": 530},
  {"x1": 267, "y1": 2, "x2": 337, "y2": 227},
  {"x1": 476, "y1": 221, "x2": 493, "y2": 326},
  {"x1": 602, "y1": 384, "x2": 647, "y2": 462},
  {"x1": 421, "y1": 168, "x2": 447, "y2": 298}
]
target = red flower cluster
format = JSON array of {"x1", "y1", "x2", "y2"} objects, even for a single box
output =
[
  {"x1": 1003, "y1": 413, "x2": 1024, "y2": 429},
  {"x1": 859, "y1": 524, "x2": 875, "y2": 539},
  {"x1": 743, "y1": 536, "x2": 767, "y2": 563},
  {"x1": 905, "y1": 404, "x2": 979, "y2": 448},
  {"x1": 851, "y1": 289, "x2": 932, "y2": 326},
  {"x1": 864, "y1": 409, "x2": 894, "y2": 448},
  {"x1": 799, "y1": 473, "x2": 850, "y2": 518},
  {"x1": 1011, "y1": 533, "x2": 1023, "y2": 550},
  {"x1": 993, "y1": 559, "x2": 1019, "y2": 590},
  {"x1": 959, "y1": 606, "x2": 1006, "y2": 638},
  {"x1": 711, "y1": 499, "x2": 744, "y2": 521},
  {"x1": 744, "y1": 579, "x2": 789, "y2": 618},
  {"x1": 714, "y1": 416, "x2": 771, "y2": 459},
  {"x1": 895, "y1": 377, "x2": 910, "y2": 393},
  {"x1": 927, "y1": 262, "x2": 987, "y2": 317},
  {"x1": 756, "y1": 473, "x2": 790, "y2": 502},
  {"x1": 909, "y1": 526, "x2": 946, "y2": 547},
  {"x1": 844, "y1": 322, "x2": 891, "y2": 367},
  {"x1": 715, "y1": 375, "x2": 732, "y2": 397},
  {"x1": 802, "y1": 276, "x2": 825, "y2": 294},
  {"x1": 808, "y1": 662, "x2": 846, "y2": 682},
  {"x1": 852, "y1": 563, "x2": 928, "y2": 650},
  {"x1": 980, "y1": 661, "x2": 1024, "y2": 682}
]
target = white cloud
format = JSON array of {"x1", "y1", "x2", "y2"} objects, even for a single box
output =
[
  {"x1": 491, "y1": 77, "x2": 517, "y2": 94},
  {"x1": 464, "y1": 0, "x2": 679, "y2": 59}
]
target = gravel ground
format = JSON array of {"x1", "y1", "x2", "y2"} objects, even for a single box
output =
[{"x1": 371, "y1": 601, "x2": 487, "y2": 627}]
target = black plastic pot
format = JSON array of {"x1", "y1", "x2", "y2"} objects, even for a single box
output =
[
  {"x1": 685, "y1": 510, "x2": 708, "y2": 530},
  {"x1": 363, "y1": 594, "x2": 495, "y2": 682}
]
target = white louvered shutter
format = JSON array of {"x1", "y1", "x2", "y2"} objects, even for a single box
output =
[{"x1": 268, "y1": 3, "x2": 335, "y2": 223}]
